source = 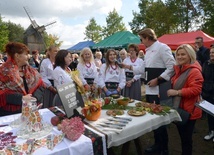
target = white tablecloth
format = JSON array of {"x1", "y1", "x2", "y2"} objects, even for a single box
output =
[
  {"x1": 86, "y1": 101, "x2": 181, "y2": 148},
  {"x1": 0, "y1": 109, "x2": 94, "y2": 155}
]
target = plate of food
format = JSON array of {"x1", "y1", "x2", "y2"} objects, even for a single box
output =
[
  {"x1": 106, "y1": 109, "x2": 124, "y2": 116},
  {"x1": 129, "y1": 99, "x2": 135, "y2": 103},
  {"x1": 117, "y1": 97, "x2": 130, "y2": 106},
  {"x1": 135, "y1": 101, "x2": 150, "y2": 107},
  {"x1": 110, "y1": 94, "x2": 120, "y2": 99},
  {"x1": 127, "y1": 107, "x2": 146, "y2": 116}
]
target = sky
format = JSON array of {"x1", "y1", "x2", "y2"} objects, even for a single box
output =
[{"x1": 0, "y1": 0, "x2": 139, "y2": 49}]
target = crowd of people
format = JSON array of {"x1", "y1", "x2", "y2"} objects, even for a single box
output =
[{"x1": 0, "y1": 28, "x2": 213, "y2": 155}]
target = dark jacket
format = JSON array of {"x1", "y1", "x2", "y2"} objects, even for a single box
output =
[
  {"x1": 202, "y1": 60, "x2": 214, "y2": 103},
  {"x1": 196, "y1": 46, "x2": 210, "y2": 66}
]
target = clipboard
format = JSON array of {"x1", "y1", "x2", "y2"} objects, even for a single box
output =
[
  {"x1": 144, "y1": 68, "x2": 171, "y2": 102},
  {"x1": 195, "y1": 100, "x2": 214, "y2": 117},
  {"x1": 144, "y1": 68, "x2": 166, "y2": 84},
  {"x1": 159, "y1": 81, "x2": 172, "y2": 102}
]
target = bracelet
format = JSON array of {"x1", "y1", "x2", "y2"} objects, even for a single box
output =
[{"x1": 177, "y1": 90, "x2": 179, "y2": 96}]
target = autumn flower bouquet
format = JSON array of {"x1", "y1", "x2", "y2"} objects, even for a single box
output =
[
  {"x1": 81, "y1": 101, "x2": 102, "y2": 121},
  {"x1": 60, "y1": 117, "x2": 85, "y2": 141}
]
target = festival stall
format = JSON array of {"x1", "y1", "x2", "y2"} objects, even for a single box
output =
[{"x1": 92, "y1": 31, "x2": 141, "y2": 50}]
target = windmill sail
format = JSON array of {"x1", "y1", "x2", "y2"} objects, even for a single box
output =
[{"x1": 23, "y1": 6, "x2": 56, "y2": 52}]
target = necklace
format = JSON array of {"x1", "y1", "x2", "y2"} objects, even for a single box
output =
[
  {"x1": 131, "y1": 57, "x2": 137, "y2": 63},
  {"x1": 110, "y1": 64, "x2": 117, "y2": 70},
  {"x1": 65, "y1": 67, "x2": 70, "y2": 73},
  {"x1": 85, "y1": 62, "x2": 91, "y2": 68}
]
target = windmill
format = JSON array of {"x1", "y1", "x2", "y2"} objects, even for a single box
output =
[{"x1": 23, "y1": 6, "x2": 56, "y2": 52}]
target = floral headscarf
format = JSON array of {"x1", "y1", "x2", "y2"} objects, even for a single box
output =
[{"x1": 0, "y1": 57, "x2": 45, "y2": 111}]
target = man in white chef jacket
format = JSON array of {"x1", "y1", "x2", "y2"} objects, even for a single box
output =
[{"x1": 122, "y1": 28, "x2": 175, "y2": 155}]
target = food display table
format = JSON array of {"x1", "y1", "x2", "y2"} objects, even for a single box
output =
[
  {"x1": 85, "y1": 101, "x2": 181, "y2": 148},
  {"x1": 0, "y1": 109, "x2": 93, "y2": 155},
  {"x1": 0, "y1": 100, "x2": 181, "y2": 155}
]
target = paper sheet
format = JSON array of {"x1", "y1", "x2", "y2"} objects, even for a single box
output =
[{"x1": 198, "y1": 100, "x2": 214, "y2": 115}]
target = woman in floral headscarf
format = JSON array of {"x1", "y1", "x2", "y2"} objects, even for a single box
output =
[{"x1": 0, "y1": 42, "x2": 45, "y2": 116}]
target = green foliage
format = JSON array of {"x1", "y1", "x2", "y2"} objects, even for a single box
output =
[
  {"x1": 199, "y1": 0, "x2": 214, "y2": 36},
  {"x1": 129, "y1": 0, "x2": 202, "y2": 36},
  {"x1": 103, "y1": 8, "x2": 127, "y2": 38},
  {"x1": 165, "y1": 0, "x2": 200, "y2": 32},
  {"x1": 5, "y1": 21, "x2": 25, "y2": 43},
  {"x1": 129, "y1": 0, "x2": 176, "y2": 36},
  {"x1": 0, "y1": 16, "x2": 9, "y2": 52},
  {"x1": 84, "y1": 18, "x2": 102, "y2": 43},
  {"x1": 44, "y1": 32, "x2": 63, "y2": 48}
]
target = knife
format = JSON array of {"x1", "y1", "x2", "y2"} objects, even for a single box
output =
[
  {"x1": 95, "y1": 126, "x2": 121, "y2": 134},
  {"x1": 107, "y1": 118, "x2": 129, "y2": 124},
  {"x1": 104, "y1": 122, "x2": 126, "y2": 127},
  {"x1": 97, "y1": 123, "x2": 123, "y2": 130},
  {"x1": 0, "y1": 124, "x2": 9, "y2": 127},
  {"x1": 113, "y1": 116, "x2": 132, "y2": 121}
]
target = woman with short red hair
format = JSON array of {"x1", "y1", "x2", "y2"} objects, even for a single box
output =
[{"x1": 0, "y1": 42, "x2": 45, "y2": 116}]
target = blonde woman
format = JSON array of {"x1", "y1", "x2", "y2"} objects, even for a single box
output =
[
  {"x1": 94, "y1": 51, "x2": 102, "y2": 71},
  {"x1": 39, "y1": 45, "x2": 59, "y2": 107},
  {"x1": 118, "y1": 49, "x2": 127, "y2": 62},
  {"x1": 167, "y1": 44, "x2": 203, "y2": 155},
  {"x1": 77, "y1": 48, "x2": 98, "y2": 90}
]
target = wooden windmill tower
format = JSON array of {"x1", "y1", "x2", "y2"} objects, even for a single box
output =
[{"x1": 23, "y1": 7, "x2": 56, "y2": 52}]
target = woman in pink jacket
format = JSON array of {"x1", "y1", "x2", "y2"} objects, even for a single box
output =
[{"x1": 167, "y1": 44, "x2": 203, "y2": 155}]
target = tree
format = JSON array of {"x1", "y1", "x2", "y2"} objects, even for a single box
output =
[
  {"x1": 165, "y1": 0, "x2": 200, "y2": 32},
  {"x1": 129, "y1": 0, "x2": 201, "y2": 36},
  {"x1": 199, "y1": 0, "x2": 214, "y2": 36},
  {"x1": 129, "y1": 0, "x2": 176, "y2": 36},
  {"x1": 84, "y1": 18, "x2": 102, "y2": 43},
  {"x1": 44, "y1": 33, "x2": 63, "y2": 48},
  {"x1": 0, "y1": 16, "x2": 9, "y2": 52},
  {"x1": 6, "y1": 21, "x2": 25, "y2": 43},
  {"x1": 103, "y1": 8, "x2": 126, "y2": 38}
]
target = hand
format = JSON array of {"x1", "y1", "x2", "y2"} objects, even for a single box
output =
[
  {"x1": 105, "y1": 90, "x2": 112, "y2": 97},
  {"x1": 22, "y1": 94, "x2": 32, "y2": 101},
  {"x1": 126, "y1": 81, "x2": 132, "y2": 87},
  {"x1": 119, "y1": 62, "x2": 125, "y2": 68},
  {"x1": 49, "y1": 86, "x2": 57, "y2": 94},
  {"x1": 147, "y1": 78, "x2": 158, "y2": 87},
  {"x1": 167, "y1": 89, "x2": 178, "y2": 97},
  {"x1": 91, "y1": 84, "x2": 96, "y2": 91},
  {"x1": 84, "y1": 84, "x2": 90, "y2": 91},
  {"x1": 111, "y1": 90, "x2": 119, "y2": 95}
]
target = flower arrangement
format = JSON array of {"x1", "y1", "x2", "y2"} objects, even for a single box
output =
[
  {"x1": 69, "y1": 70, "x2": 86, "y2": 94},
  {"x1": 60, "y1": 117, "x2": 85, "y2": 141},
  {"x1": 81, "y1": 101, "x2": 102, "y2": 121}
]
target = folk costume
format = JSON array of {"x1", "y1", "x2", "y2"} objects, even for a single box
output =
[
  {"x1": 98, "y1": 63, "x2": 126, "y2": 93},
  {"x1": 39, "y1": 58, "x2": 55, "y2": 107},
  {"x1": 77, "y1": 62, "x2": 98, "y2": 86},
  {"x1": 52, "y1": 66, "x2": 74, "y2": 87},
  {"x1": 123, "y1": 57, "x2": 143, "y2": 100},
  {"x1": 0, "y1": 57, "x2": 45, "y2": 116}
]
